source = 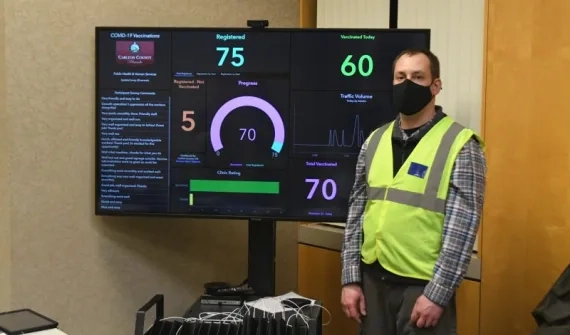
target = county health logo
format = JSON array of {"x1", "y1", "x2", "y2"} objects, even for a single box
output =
[{"x1": 115, "y1": 41, "x2": 155, "y2": 66}]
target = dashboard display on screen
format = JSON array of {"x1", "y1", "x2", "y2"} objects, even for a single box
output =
[{"x1": 95, "y1": 27, "x2": 430, "y2": 222}]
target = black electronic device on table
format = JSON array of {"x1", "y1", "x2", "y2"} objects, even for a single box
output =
[
  {"x1": 94, "y1": 25, "x2": 430, "y2": 223},
  {"x1": 200, "y1": 281, "x2": 255, "y2": 306},
  {"x1": 0, "y1": 309, "x2": 58, "y2": 334}
]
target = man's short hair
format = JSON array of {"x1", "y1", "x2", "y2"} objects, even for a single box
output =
[{"x1": 392, "y1": 49, "x2": 440, "y2": 80}]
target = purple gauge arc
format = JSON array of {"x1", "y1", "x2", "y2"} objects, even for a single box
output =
[{"x1": 210, "y1": 96, "x2": 285, "y2": 153}]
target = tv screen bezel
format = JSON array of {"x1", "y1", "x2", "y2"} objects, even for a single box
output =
[{"x1": 94, "y1": 26, "x2": 431, "y2": 222}]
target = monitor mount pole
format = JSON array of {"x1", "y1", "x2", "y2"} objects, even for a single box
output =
[
  {"x1": 245, "y1": 20, "x2": 276, "y2": 298},
  {"x1": 248, "y1": 218, "x2": 276, "y2": 297}
]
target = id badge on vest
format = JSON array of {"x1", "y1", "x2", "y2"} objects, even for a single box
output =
[{"x1": 408, "y1": 162, "x2": 428, "y2": 179}]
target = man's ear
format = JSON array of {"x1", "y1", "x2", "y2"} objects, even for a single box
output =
[{"x1": 431, "y1": 78, "x2": 442, "y2": 95}]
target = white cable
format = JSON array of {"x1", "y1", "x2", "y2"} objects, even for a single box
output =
[
  {"x1": 279, "y1": 298, "x2": 332, "y2": 328},
  {"x1": 175, "y1": 322, "x2": 184, "y2": 335},
  {"x1": 240, "y1": 300, "x2": 253, "y2": 317},
  {"x1": 298, "y1": 302, "x2": 333, "y2": 326},
  {"x1": 222, "y1": 307, "x2": 246, "y2": 323},
  {"x1": 261, "y1": 298, "x2": 267, "y2": 319},
  {"x1": 222, "y1": 307, "x2": 244, "y2": 324},
  {"x1": 285, "y1": 305, "x2": 310, "y2": 328},
  {"x1": 199, "y1": 311, "x2": 242, "y2": 323},
  {"x1": 246, "y1": 296, "x2": 312, "y2": 328},
  {"x1": 246, "y1": 296, "x2": 287, "y2": 320},
  {"x1": 156, "y1": 295, "x2": 333, "y2": 334},
  {"x1": 262, "y1": 296, "x2": 311, "y2": 328},
  {"x1": 159, "y1": 311, "x2": 244, "y2": 335}
]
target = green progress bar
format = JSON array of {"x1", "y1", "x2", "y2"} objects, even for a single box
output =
[{"x1": 189, "y1": 179, "x2": 279, "y2": 194}]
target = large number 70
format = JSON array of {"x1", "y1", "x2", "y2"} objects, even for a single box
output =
[{"x1": 305, "y1": 178, "x2": 337, "y2": 200}]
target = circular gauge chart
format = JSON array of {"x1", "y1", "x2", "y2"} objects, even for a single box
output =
[{"x1": 208, "y1": 95, "x2": 287, "y2": 168}]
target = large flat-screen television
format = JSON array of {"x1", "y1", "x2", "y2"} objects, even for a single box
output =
[{"x1": 95, "y1": 27, "x2": 430, "y2": 222}]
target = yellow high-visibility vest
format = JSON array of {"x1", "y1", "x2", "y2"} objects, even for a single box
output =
[{"x1": 360, "y1": 116, "x2": 484, "y2": 280}]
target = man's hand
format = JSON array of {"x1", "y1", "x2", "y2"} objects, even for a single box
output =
[
  {"x1": 341, "y1": 284, "x2": 366, "y2": 323},
  {"x1": 410, "y1": 294, "x2": 444, "y2": 328}
]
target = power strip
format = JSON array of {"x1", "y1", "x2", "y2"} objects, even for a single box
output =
[{"x1": 200, "y1": 296, "x2": 243, "y2": 306}]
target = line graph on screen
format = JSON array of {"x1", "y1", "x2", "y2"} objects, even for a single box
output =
[{"x1": 292, "y1": 105, "x2": 369, "y2": 156}]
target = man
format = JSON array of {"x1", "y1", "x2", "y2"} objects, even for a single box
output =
[{"x1": 340, "y1": 49, "x2": 486, "y2": 335}]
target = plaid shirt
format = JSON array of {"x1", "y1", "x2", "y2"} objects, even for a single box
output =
[{"x1": 341, "y1": 114, "x2": 487, "y2": 307}]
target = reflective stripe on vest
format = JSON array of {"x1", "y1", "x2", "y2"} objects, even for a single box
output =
[{"x1": 364, "y1": 121, "x2": 465, "y2": 213}]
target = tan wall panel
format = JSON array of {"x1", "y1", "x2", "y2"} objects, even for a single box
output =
[
  {"x1": 300, "y1": 0, "x2": 317, "y2": 28},
  {"x1": 2, "y1": 1, "x2": 299, "y2": 334},
  {"x1": 0, "y1": 0, "x2": 11, "y2": 312},
  {"x1": 298, "y1": 244, "x2": 360, "y2": 335},
  {"x1": 456, "y1": 280, "x2": 480, "y2": 335},
  {"x1": 481, "y1": 0, "x2": 570, "y2": 334}
]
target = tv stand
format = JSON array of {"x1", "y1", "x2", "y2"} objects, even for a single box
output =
[
  {"x1": 247, "y1": 218, "x2": 276, "y2": 297},
  {"x1": 244, "y1": 19, "x2": 276, "y2": 298}
]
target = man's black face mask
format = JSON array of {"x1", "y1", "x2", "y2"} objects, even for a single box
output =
[{"x1": 392, "y1": 79, "x2": 434, "y2": 116}]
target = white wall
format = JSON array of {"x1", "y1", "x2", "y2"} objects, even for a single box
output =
[
  {"x1": 398, "y1": 0, "x2": 485, "y2": 134},
  {"x1": 317, "y1": 0, "x2": 390, "y2": 28}
]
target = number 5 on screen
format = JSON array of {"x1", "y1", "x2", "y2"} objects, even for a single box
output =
[
  {"x1": 216, "y1": 47, "x2": 245, "y2": 67},
  {"x1": 181, "y1": 110, "x2": 195, "y2": 131}
]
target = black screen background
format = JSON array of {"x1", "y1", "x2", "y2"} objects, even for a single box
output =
[{"x1": 95, "y1": 27, "x2": 430, "y2": 222}]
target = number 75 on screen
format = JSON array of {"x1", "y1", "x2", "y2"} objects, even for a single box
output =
[{"x1": 216, "y1": 47, "x2": 244, "y2": 67}]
